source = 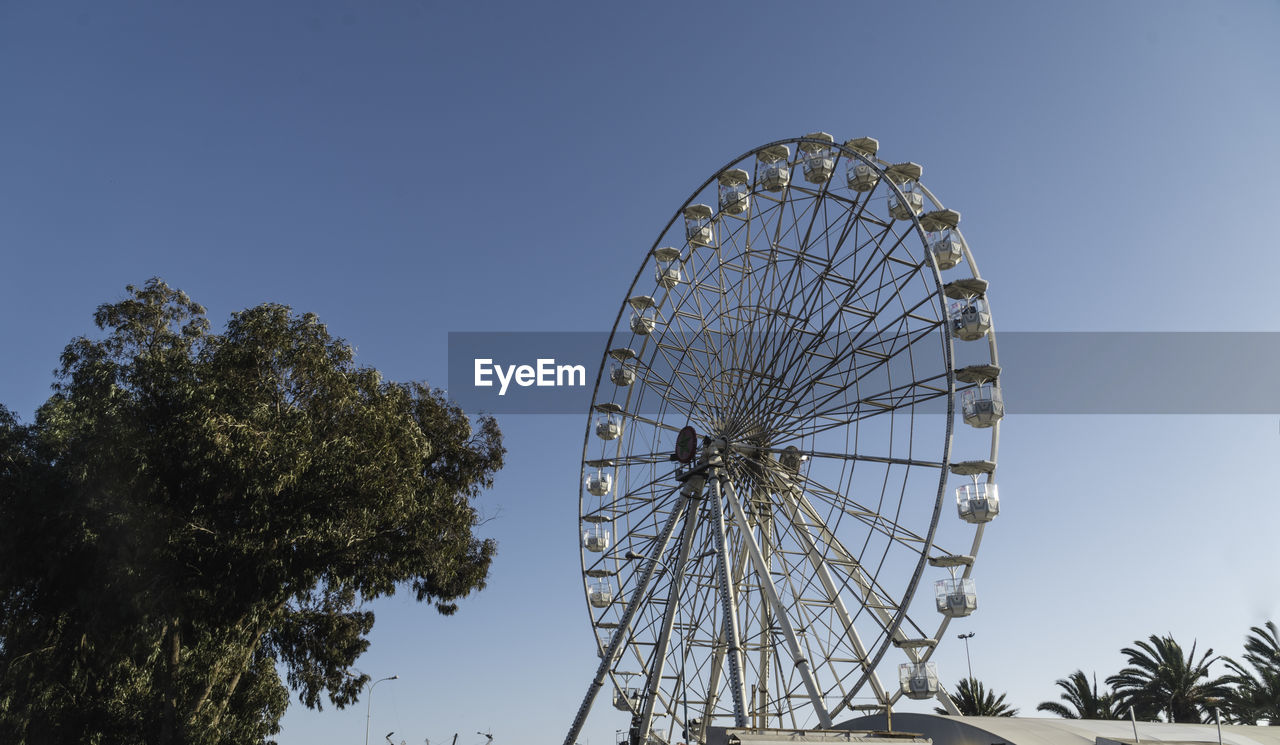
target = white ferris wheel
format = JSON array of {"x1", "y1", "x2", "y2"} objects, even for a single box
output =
[{"x1": 565, "y1": 133, "x2": 1004, "y2": 745}]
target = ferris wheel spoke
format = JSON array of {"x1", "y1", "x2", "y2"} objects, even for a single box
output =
[
  {"x1": 628, "y1": 353, "x2": 691, "y2": 409},
  {"x1": 719, "y1": 194, "x2": 831, "y2": 359},
  {"x1": 737, "y1": 257, "x2": 937, "y2": 432},
  {"x1": 762, "y1": 261, "x2": 935, "y2": 403},
  {"x1": 769, "y1": 480, "x2": 910, "y2": 639},
  {"x1": 759, "y1": 480, "x2": 892, "y2": 711},
  {"x1": 647, "y1": 336, "x2": 716, "y2": 420},
  {"x1": 815, "y1": 223, "x2": 927, "y2": 343},
  {"x1": 596, "y1": 450, "x2": 683, "y2": 469},
  {"x1": 786, "y1": 469, "x2": 932, "y2": 551},
  {"x1": 810, "y1": 190, "x2": 866, "y2": 270},
  {"x1": 729, "y1": 453, "x2": 928, "y2": 550},
  {"x1": 689, "y1": 499, "x2": 754, "y2": 736},
  {"x1": 707, "y1": 468, "x2": 749, "y2": 728},
  {"x1": 650, "y1": 302, "x2": 728, "y2": 413},
  {"x1": 791, "y1": 170, "x2": 840, "y2": 265},
  {"x1": 772, "y1": 372, "x2": 949, "y2": 440},
  {"x1": 746, "y1": 445, "x2": 944, "y2": 471},
  {"x1": 719, "y1": 471, "x2": 835, "y2": 728},
  {"x1": 828, "y1": 294, "x2": 945, "y2": 378},
  {"x1": 722, "y1": 264, "x2": 845, "y2": 425},
  {"x1": 763, "y1": 366, "x2": 948, "y2": 441},
  {"x1": 634, "y1": 486, "x2": 703, "y2": 744},
  {"x1": 705, "y1": 227, "x2": 787, "y2": 425},
  {"x1": 566, "y1": 490, "x2": 694, "y2": 745},
  {"x1": 664, "y1": 302, "x2": 745, "y2": 428},
  {"x1": 602, "y1": 469, "x2": 679, "y2": 508}
]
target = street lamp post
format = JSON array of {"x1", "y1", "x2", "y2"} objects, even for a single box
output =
[
  {"x1": 957, "y1": 632, "x2": 975, "y2": 680},
  {"x1": 365, "y1": 675, "x2": 400, "y2": 745}
]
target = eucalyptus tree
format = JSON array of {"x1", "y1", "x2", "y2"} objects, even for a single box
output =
[
  {"x1": 0, "y1": 279, "x2": 505, "y2": 745},
  {"x1": 1107, "y1": 634, "x2": 1229, "y2": 723},
  {"x1": 934, "y1": 678, "x2": 1019, "y2": 717},
  {"x1": 1222, "y1": 621, "x2": 1280, "y2": 725},
  {"x1": 1037, "y1": 670, "x2": 1122, "y2": 720}
]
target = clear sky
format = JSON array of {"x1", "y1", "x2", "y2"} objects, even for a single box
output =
[{"x1": 2, "y1": 2, "x2": 1278, "y2": 744}]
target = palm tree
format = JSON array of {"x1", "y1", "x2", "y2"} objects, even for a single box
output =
[
  {"x1": 1106, "y1": 634, "x2": 1230, "y2": 723},
  {"x1": 1037, "y1": 670, "x2": 1123, "y2": 719},
  {"x1": 935, "y1": 678, "x2": 1019, "y2": 717},
  {"x1": 1222, "y1": 621, "x2": 1280, "y2": 725}
]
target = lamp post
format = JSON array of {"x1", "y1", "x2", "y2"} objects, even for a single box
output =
[
  {"x1": 957, "y1": 632, "x2": 975, "y2": 680},
  {"x1": 365, "y1": 675, "x2": 399, "y2": 745}
]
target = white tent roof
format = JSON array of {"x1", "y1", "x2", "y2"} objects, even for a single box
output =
[{"x1": 837, "y1": 713, "x2": 1280, "y2": 745}]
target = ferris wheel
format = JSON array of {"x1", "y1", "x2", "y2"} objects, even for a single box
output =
[{"x1": 565, "y1": 134, "x2": 1003, "y2": 745}]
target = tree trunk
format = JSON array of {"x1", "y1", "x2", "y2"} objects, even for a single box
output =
[
  {"x1": 159, "y1": 621, "x2": 182, "y2": 745},
  {"x1": 203, "y1": 600, "x2": 287, "y2": 733}
]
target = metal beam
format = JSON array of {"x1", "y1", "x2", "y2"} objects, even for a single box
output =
[
  {"x1": 755, "y1": 493, "x2": 773, "y2": 729},
  {"x1": 635, "y1": 482, "x2": 703, "y2": 744},
  {"x1": 782, "y1": 486, "x2": 907, "y2": 649},
  {"x1": 708, "y1": 468, "x2": 749, "y2": 727},
  {"x1": 720, "y1": 474, "x2": 834, "y2": 728},
  {"x1": 695, "y1": 532, "x2": 750, "y2": 744},
  {"x1": 935, "y1": 684, "x2": 961, "y2": 716},
  {"x1": 562, "y1": 497, "x2": 689, "y2": 745},
  {"x1": 772, "y1": 479, "x2": 889, "y2": 715}
]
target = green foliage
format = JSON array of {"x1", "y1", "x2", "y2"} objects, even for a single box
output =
[
  {"x1": 1222, "y1": 621, "x2": 1280, "y2": 725},
  {"x1": 1106, "y1": 634, "x2": 1229, "y2": 723},
  {"x1": 1036, "y1": 670, "x2": 1122, "y2": 720},
  {"x1": 934, "y1": 677, "x2": 1018, "y2": 717},
  {"x1": 0, "y1": 279, "x2": 504, "y2": 744}
]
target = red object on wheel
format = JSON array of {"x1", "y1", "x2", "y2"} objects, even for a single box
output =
[{"x1": 674, "y1": 425, "x2": 697, "y2": 464}]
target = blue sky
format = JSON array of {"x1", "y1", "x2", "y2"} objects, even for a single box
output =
[{"x1": 2, "y1": 2, "x2": 1279, "y2": 744}]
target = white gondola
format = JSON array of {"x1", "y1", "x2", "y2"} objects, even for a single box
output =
[
  {"x1": 928, "y1": 230, "x2": 964, "y2": 271},
  {"x1": 613, "y1": 687, "x2": 642, "y2": 712},
  {"x1": 957, "y1": 480, "x2": 1000, "y2": 523},
  {"x1": 884, "y1": 162, "x2": 924, "y2": 220},
  {"x1": 888, "y1": 180, "x2": 924, "y2": 220},
  {"x1": 844, "y1": 137, "x2": 881, "y2": 192},
  {"x1": 934, "y1": 576, "x2": 977, "y2": 618},
  {"x1": 608, "y1": 348, "x2": 637, "y2": 387},
  {"x1": 630, "y1": 312, "x2": 656, "y2": 336},
  {"x1": 588, "y1": 580, "x2": 613, "y2": 608},
  {"x1": 585, "y1": 470, "x2": 612, "y2": 497},
  {"x1": 596, "y1": 413, "x2": 623, "y2": 440},
  {"x1": 653, "y1": 246, "x2": 682, "y2": 289},
  {"x1": 899, "y1": 662, "x2": 940, "y2": 700},
  {"x1": 756, "y1": 145, "x2": 791, "y2": 192},
  {"x1": 799, "y1": 132, "x2": 836, "y2": 184},
  {"x1": 630, "y1": 317, "x2": 654, "y2": 336},
  {"x1": 684, "y1": 204, "x2": 714, "y2": 246},
  {"x1": 583, "y1": 522, "x2": 611, "y2": 553},
  {"x1": 950, "y1": 297, "x2": 992, "y2": 341},
  {"x1": 610, "y1": 362, "x2": 636, "y2": 386},
  {"x1": 846, "y1": 160, "x2": 880, "y2": 192},
  {"x1": 961, "y1": 384, "x2": 1004, "y2": 428},
  {"x1": 717, "y1": 168, "x2": 750, "y2": 215},
  {"x1": 628, "y1": 295, "x2": 658, "y2": 336}
]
